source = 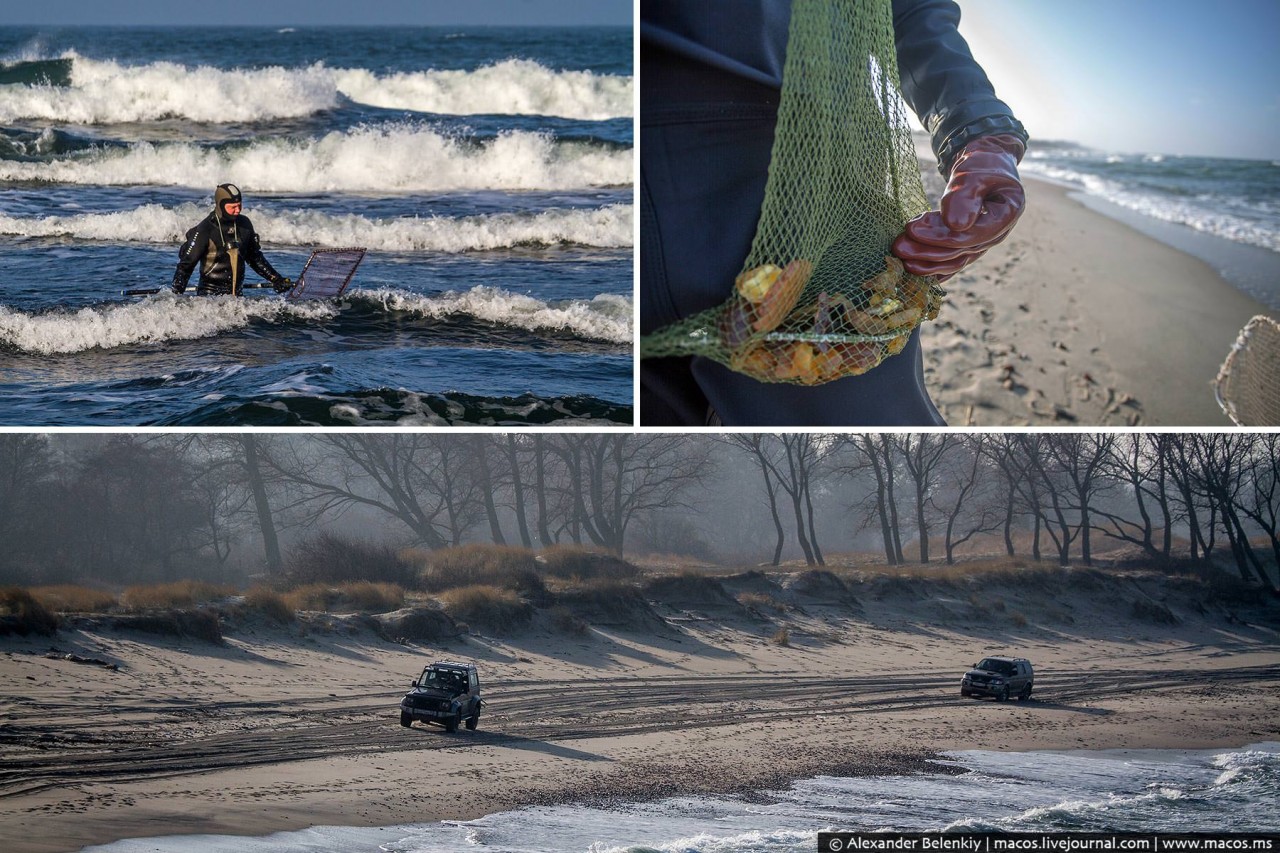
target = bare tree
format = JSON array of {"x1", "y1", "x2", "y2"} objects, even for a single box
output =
[
  {"x1": 0, "y1": 435, "x2": 54, "y2": 581},
  {"x1": 834, "y1": 435, "x2": 904, "y2": 565},
  {"x1": 897, "y1": 434, "x2": 956, "y2": 563},
  {"x1": 1044, "y1": 433, "x2": 1115, "y2": 566},
  {"x1": 1094, "y1": 434, "x2": 1177, "y2": 561},
  {"x1": 934, "y1": 435, "x2": 1003, "y2": 564},
  {"x1": 1238, "y1": 434, "x2": 1280, "y2": 580},
  {"x1": 261, "y1": 435, "x2": 480, "y2": 550},
  {"x1": 470, "y1": 436, "x2": 506, "y2": 546},
  {"x1": 59, "y1": 435, "x2": 209, "y2": 582},
  {"x1": 1007, "y1": 435, "x2": 1076, "y2": 564},
  {"x1": 548, "y1": 435, "x2": 713, "y2": 556},
  {"x1": 503, "y1": 435, "x2": 534, "y2": 548},
  {"x1": 980, "y1": 434, "x2": 1026, "y2": 557},
  {"x1": 721, "y1": 434, "x2": 790, "y2": 565}
]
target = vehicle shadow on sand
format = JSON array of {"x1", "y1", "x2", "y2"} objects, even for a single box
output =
[{"x1": 405, "y1": 726, "x2": 612, "y2": 762}]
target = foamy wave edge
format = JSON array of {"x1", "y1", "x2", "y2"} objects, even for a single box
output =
[
  {"x1": 0, "y1": 203, "x2": 634, "y2": 251},
  {"x1": 0, "y1": 286, "x2": 631, "y2": 354},
  {"x1": 0, "y1": 295, "x2": 335, "y2": 355},
  {"x1": 347, "y1": 286, "x2": 632, "y2": 344},
  {"x1": 0, "y1": 124, "x2": 632, "y2": 192},
  {"x1": 0, "y1": 54, "x2": 632, "y2": 123}
]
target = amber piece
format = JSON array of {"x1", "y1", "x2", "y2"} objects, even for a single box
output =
[
  {"x1": 735, "y1": 264, "x2": 782, "y2": 303},
  {"x1": 752, "y1": 259, "x2": 813, "y2": 333}
]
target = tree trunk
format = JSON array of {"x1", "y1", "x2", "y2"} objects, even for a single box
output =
[
  {"x1": 533, "y1": 436, "x2": 554, "y2": 547},
  {"x1": 506, "y1": 436, "x2": 533, "y2": 548},
  {"x1": 239, "y1": 435, "x2": 282, "y2": 576}
]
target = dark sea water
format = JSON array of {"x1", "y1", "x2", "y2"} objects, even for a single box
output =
[
  {"x1": 0, "y1": 26, "x2": 633, "y2": 425},
  {"x1": 81, "y1": 745, "x2": 1280, "y2": 852}
]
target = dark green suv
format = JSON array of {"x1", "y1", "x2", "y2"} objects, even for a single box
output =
[
  {"x1": 960, "y1": 656, "x2": 1034, "y2": 701},
  {"x1": 399, "y1": 661, "x2": 482, "y2": 732}
]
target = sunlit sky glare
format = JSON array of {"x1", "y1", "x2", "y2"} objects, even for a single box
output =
[{"x1": 953, "y1": 0, "x2": 1280, "y2": 160}]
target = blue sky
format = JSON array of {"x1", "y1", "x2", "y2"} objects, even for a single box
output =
[
  {"x1": 954, "y1": 0, "x2": 1280, "y2": 160},
  {"x1": 0, "y1": 0, "x2": 631, "y2": 27}
]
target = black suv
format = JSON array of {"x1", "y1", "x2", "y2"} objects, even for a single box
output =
[
  {"x1": 400, "y1": 661, "x2": 482, "y2": 732},
  {"x1": 960, "y1": 656, "x2": 1034, "y2": 701}
]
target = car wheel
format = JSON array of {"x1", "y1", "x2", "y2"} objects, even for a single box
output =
[
  {"x1": 466, "y1": 711, "x2": 479, "y2": 731},
  {"x1": 1018, "y1": 684, "x2": 1033, "y2": 701},
  {"x1": 997, "y1": 687, "x2": 1009, "y2": 702},
  {"x1": 400, "y1": 712, "x2": 412, "y2": 728},
  {"x1": 445, "y1": 714, "x2": 459, "y2": 733}
]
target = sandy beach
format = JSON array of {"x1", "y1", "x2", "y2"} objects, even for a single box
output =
[
  {"x1": 921, "y1": 176, "x2": 1277, "y2": 426},
  {"x1": 2, "y1": 565, "x2": 1278, "y2": 852}
]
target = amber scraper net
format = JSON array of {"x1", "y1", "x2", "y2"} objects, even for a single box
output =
[{"x1": 1215, "y1": 315, "x2": 1280, "y2": 426}]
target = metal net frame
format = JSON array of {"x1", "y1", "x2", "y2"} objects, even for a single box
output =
[{"x1": 286, "y1": 247, "x2": 367, "y2": 302}]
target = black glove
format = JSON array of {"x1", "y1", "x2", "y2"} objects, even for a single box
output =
[{"x1": 273, "y1": 277, "x2": 293, "y2": 293}]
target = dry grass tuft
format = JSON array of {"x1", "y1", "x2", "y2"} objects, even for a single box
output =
[
  {"x1": 556, "y1": 578, "x2": 648, "y2": 623},
  {"x1": 415, "y1": 545, "x2": 546, "y2": 598},
  {"x1": 771, "y1": 627, "x2": 791, "y2": 647},
  {"x1": 0, "y1": 587, "x2": 59, "y2": 636},
  {"x1": 538, "y1": 546, "x2": 641, "y2": 581},
  {"x1": 30, "y1": 585, "x2": 117, "y2": 614},
  {"x1": 336, "y1": 581, "x2": 404, "y2": 613},
  {"x1": 121, "y1": 580, "x2": 233, "y2": 611},
  {"x1": 243, "y1": 586, "x2": 295, "y2": 624},
  {"x1": 738, "y1": 592, "x2": 785, "y2": 612},
  {"x1": 282, "y1": 583, "x2": 337, "y2": 612},
  {"x1": 436, "y1": 584, "x2": 532, "y2": 631}
]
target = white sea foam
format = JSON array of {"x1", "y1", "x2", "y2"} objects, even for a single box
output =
[
  {"x1": 71, "y1": 746, "x2": 1280, "y2": 853},
  {"x1": 0, "y1": 124, "x2": 631, "y2": 191},
  {"x1": 0, "y1": 54, "x2": 631, "y2": 124},
  {"x1": 0, "y1": 294, "x2": 335, "y2": 355},
  {"x1": 1021, "y1": 160, "x2": 1280, "y2": 252},
  {"x1": 0, "y1": 55, "x2": 337, "y2": 124},
  {"x1": 331, "y1": 59, "x2": 631, "y2": 120},
  {"x1": 0, "y1": 286, "x2": 630, "y2": 354},
  {"x1": 349, "y1": 286, "x2": 633, "y2": 344},
  {"x1": 0, "y1": 202, "x2": 634, "y2": 251}
]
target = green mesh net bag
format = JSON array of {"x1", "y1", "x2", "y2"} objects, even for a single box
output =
[{"x1": 640, "y1": 0, "x2": 946, "y2": 385}]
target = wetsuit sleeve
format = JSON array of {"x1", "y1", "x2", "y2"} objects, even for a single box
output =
[
  {"x1": 240, "y1": 219, "x2": 285, "y2": 284},
  {"x1": 892, "y1": 0, "x2": 1028, "y2": 174},
  {"x1": 172, "y1": 221, "x2": 209, "y2": 294}
]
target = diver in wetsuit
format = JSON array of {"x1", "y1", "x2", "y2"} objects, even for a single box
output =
[{"x1": 172, "y1": 184, "x2": 292, "y2": 296}]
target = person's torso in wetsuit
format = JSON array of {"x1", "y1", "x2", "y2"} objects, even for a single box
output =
[{"x1": 172, "y1": 212, "x2": 281, "y2": 296}]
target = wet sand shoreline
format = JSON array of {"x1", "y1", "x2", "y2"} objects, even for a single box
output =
[{"x1": 922, "y1": 176, "x2": 1277, "y2": 426}]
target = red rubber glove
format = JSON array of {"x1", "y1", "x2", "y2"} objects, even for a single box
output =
[{"x1": 892, "y1": 133, "x2": 1026, "y2": 281}]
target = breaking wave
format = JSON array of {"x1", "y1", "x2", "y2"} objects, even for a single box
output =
[
  {"x1": 0, "y1": 286, "x2": 631, "y2": 354},
  {"x1": 348, "y1": 287, "x2": 632, "y2": 344},
  {"x1": 331, "y1": 59, "x2": 631, "y2": 121},
  {"x1": 0, "y1": 54, "x2": 631, "y2": 124},
  {"x1": 0, "y1": 293, "x2": 335, "y2": 354},
  {"x1": 0, "y1": 202, "x2": 633, "y2": 251},
  {"x1": 0, "y1": 124, "x2": 631, "y2": 191}
]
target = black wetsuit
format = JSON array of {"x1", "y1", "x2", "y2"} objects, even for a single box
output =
[{"x1": 172, "y1": 211, "x2": 285, "y2": 296}]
